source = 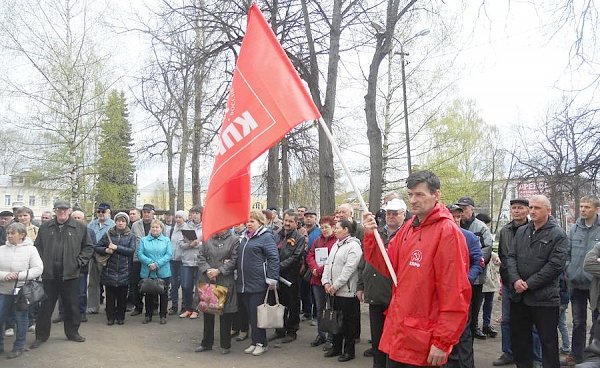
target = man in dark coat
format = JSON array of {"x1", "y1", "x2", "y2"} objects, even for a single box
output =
[
  {"x1": 270, "y1": 210, "x2": 305, "y2": 343},
  {"x1": 506, "y1": 195, "x2": 568, "y2": 368},
  {"x1": 31, "y1": 200, "x2": 93, "y2": 348}
]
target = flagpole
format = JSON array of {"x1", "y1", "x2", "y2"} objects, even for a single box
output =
[{"x1": 317, "y1": 118, "x2": 398, "y2": 286}]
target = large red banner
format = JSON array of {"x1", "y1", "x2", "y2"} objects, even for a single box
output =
[{"x1": 202, "y1": 3, "x2": 321, "y2": 241}]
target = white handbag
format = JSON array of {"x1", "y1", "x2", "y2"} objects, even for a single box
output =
[{"x1": 256, "y1": 288, "x2": 285, "y2": 329}]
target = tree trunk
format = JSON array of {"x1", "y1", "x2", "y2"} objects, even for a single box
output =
[
  {"x1": 192, "y1": 0, "x2": 205, "y2": 207},
  {"x1": 281, "y1": 137, "x2": 290, "y2": 210},
  {"x1": 266, "y1": 0, "x2": 281, "y2": 210}
]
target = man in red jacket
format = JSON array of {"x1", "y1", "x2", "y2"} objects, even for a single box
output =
[{"x1": 362, "y1": 170, "x2": 472, "y2": 367}]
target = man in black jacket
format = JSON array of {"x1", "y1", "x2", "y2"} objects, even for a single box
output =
[
  {"x1": 31, "y1": 200, "x2": 93, "y2": 348},
  {"x1": 506, "y1": 195, "x2": 568, "y2": 368},
  {"x1": 270, "y1": 210, "x2": 305, "y2": 343}
]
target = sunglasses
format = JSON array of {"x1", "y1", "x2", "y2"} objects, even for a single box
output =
[{"x1": 97, "y1": 210, "x2": 106, "y2": 213}]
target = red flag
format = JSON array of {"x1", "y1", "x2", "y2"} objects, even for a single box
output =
[{"x1": 202, "y1": 3, "x2": 321, "y2": 241}]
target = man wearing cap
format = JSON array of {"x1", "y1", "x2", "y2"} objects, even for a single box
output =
[
  {"x1": 31, "y1": 200, "x2": 93, "y2": 348},
  {"x1": 270, "y1": 209, "x2": 306, "y2": 343},
  {"x1": 506, "y1": 194, "x2": 568, "y2": 368},
  {"x1": 563, "y1": 195, "x2": 600, "y2": 366},
  {"x1": 361, "y1": 170, "x2": 471, "y2": 367},
  {"x1": 444, "y1": 204, "x2": 484, "y2": 368},
  {"x1": 493, "y1": 198, "x2": 543, "y2": 367},
  {"x1": 86, "y1": 203, "x2": 115, "y2": 315},
  {"x1": 357, "y1": 198, "x2": 406, "y2": 368},
  {"x1": 456, "y1": 196, "x2": 493, "y2": 340},
  {"x1": 300, "y1": 209, "x2": 320, "y2": 322},
  {"x1": 130, "y1": 203, "x2": 164, "y2": 316}
]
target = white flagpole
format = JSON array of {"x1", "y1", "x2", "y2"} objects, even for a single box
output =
[{"x1": 317, "y1": 118, "x2": 398, "y2": 286}]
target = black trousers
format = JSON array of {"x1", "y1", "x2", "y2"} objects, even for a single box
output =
[
  {"x1": 201, "y1": 312, "x2": 233, "y2": 349},
  {"x1": 36, "y1": 278, "x2": 81, "y2": 341},
  {"x1": 469, "y1": 284, "x2": 483, "y2": 336},
  {"x1": 331, "y1": 296, "x2": 358, "y2": 357},
  {"x1": 144, "y1": 278, "x2": 170, "y2": 318},
  {"x1": 510, "y1": 300, "x2": 559, "y2": 368},
  {"x1": 232, "y1": 293, "x2": 249, "y2": 333},
  {"x1": 105, "y1": 285, "x2": 128, "y2": 322},
  {"x1": 443, "y1": 313, "x2": 474, "y2": 368},
  {"x1": 130, "y1": 261, "x2": 142, "y2": 309},
  {"x1": 276, "y1": 279, "x2": 300, "y2": 335},
  {"x1": 369, "y1": 304, "x2": 389, "y2": 368}
]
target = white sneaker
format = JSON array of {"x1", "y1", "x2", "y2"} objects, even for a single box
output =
[
  {"x1": 252, "y1": 343, "x2": 267, "y2": 356},
  {"x1": 4, "y1": 328, "x2": 14, "y2": 337},
  {"x1": 244, "y1": 344, "x2": 256, "y2": 354},
  {"x1": 28, "y1": 324, "x2": 36, "y2": 333}
]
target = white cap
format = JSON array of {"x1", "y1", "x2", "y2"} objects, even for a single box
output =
[{"x1": 384, "y1": 198, "x2": 407, "y2": 211}]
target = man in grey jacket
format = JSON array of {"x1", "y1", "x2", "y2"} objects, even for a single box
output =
[
  {"x1": 31, "y1": 200, "x2": 93, "y2": 348},
  {"x1": 563, "y1": 195, "x2": 600, "y2": 366},
  {"x1": 457, "y1": 196, "x2": 493, "y2": 340}
]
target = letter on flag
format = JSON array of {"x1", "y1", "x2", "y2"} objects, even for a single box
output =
[{"x1": 202, "y1": 3, "x2": 321, "y2": 241}]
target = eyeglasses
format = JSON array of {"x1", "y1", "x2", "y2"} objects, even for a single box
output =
[{"x1": 97, "y1": 210, "x2": 106, "y2": 214}]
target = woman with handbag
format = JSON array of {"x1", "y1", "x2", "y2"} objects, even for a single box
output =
[
  {"x1": 321, "y1": 219, "x2": 363, "y2": 363},
  {"x1": 137, "y1": 220, "x2": 173, "y2": 325},
  {"x1": 306, "y1": 215, "x2": 337, "y2": 348},
  {"x1": 236, "y1": 210, "x2": 279, "y2": 357},
  {"x1": 195, "y1": 229, "x2": 239, "y2": 354},
  {"x1": 94, "y1": 212, "x2": 136, "y2": 326},
  {"x1": 0, "y1": 222, "x2": 43, "y2": 359}
]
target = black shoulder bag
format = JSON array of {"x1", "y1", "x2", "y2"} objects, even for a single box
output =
[{"x1": 13, "y1": 267, "x2": 46, "y2": 311}]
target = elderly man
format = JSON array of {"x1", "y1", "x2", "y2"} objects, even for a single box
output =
[
  {"x1": 506, "y1": 195, "x2": 568, "y2": 368},
  {"x1": 494, "y1": 198, "x2": 543, "y2": 367},
  {"x1": 357, "y1": 198, "x2": 406, "y2": 368},
  {"x1": 270, "y1": 210, "x2": 305, "y2": 343},
  {"x1": 87, "y1": 203, "x2": 115, "y2": 315},
  {"x1": 563, "y1": 196, "x2": 600, "y2": 366},
  {"x1": 31, "y1": 200, "x2": 93, "y2": 348},
  {"x1": 456, "y1": 196, "x2": 493, "y2": 340},
  {"x1": 362, "y1": 170, "x2": 471, "y2": 367},
  {"x1": 40, "y1": 211, "x2": 53, "y2": 224},
  {"x1": 337, "y1": 203, "x2": 364, "y2": 242}
]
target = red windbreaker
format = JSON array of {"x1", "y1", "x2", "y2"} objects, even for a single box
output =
[{"x1": 363, "y1": 202, "x2": 471, "y2": 366}]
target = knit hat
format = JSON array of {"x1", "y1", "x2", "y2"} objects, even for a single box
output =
[
  {"x1": 175, "y1": 210, "x2": 188, "y2": 221},
  {"x1": 114, "y1": 212, "x2": 130, "y2": 224}
]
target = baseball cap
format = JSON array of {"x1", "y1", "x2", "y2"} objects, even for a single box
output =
[
  {"x1": 456, "y1": 197, "x2": 475, "y2": 207},
  {"x1": 510, "y1": 198, "x2": 529, "y2": 206},
  {"x1": 97, "y1": 202, "x2": 111, "y2": 211},
  {"x1": 447, "y1": 204, "x2": 463, "y2": 212},
  {"x1": 142, "y1": 204, "x2": 155, "y2": 211},
  {"x1": 384, "y1": 198, "x2": 407, "y2": 211},
  {"x1": 53, "y1": 200, "x2": 71, "y2": 209}
]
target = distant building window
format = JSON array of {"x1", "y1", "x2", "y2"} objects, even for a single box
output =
[
  {"x1": 252, "y1": 202, "x2": 263, "y2": 210},
  {"x1": 13, "y1": 176, "x2": 24, "y2": 185},
  {"x1": 41, "y1": 196, "x2": 48, "y2": 207},
  {"x1": 4, "y1": 195, "x2": 10, "y2": 206},
  {"x1": 29, "y1": 195, "x2": 35, "y2": 207},
  {"x1": 17, "y1": 194, "x2": 23, "y2": 202}
]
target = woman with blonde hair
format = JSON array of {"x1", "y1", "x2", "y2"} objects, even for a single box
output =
[
  {"x1": 236, "y1": 210, "x2": 279, "y2": 356},
  {"x1": 137, "y1": 220, "x2": 172, "y2": 324}
]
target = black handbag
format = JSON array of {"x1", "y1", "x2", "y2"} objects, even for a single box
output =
[
  {"x1": 320, "y1": 295, "x2": 343, "y2": 334},
  {"x1": 13, "y1": 269, "x2": 46, "y2": 311},
  {"x1": 138, "y1": 271, "x2": 166, "y2": 295}
]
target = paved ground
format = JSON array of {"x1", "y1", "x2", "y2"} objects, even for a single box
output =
[{"x1": 0, "y1": 297, "x2": 553, "y2": 368}]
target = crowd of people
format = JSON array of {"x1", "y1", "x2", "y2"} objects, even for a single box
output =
[{"x1": 0, "y1": 169, "x2": 599, "y2": 368}]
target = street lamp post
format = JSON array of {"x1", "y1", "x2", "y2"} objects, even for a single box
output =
[{"x1": 396, "y1": 29, "x2": 429, "y2": 175}]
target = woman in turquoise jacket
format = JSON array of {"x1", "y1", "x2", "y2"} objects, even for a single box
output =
[{"x1": 137, "y1": 219, "x2": 172, "y2": 325}]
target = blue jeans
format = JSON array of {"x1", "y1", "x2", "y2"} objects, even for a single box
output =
[
  {"x1": 311, "y1": 285, "x2": 326, "y2": 338},
  {"x1": 482, "y1": 291, "x2": 494, "y2": 327},
  {"x1": 559, "y1": 303, "x2": 571, "y2": 352},
  {"x1": 181, "y1": 266, "x2": 198, "y2": 312},
  {"x1": 501, "y1": 284, "x2": 542, "y2": 361},
  {"x1": 0, "y1": 293, "x2": 28, "y2": 352},
  {"x1": 570, "y1": 288, "x2": 599, "y2": 360},
  {"x1": 170, "y1": 261, "x2": 182, "y2": 309}
]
